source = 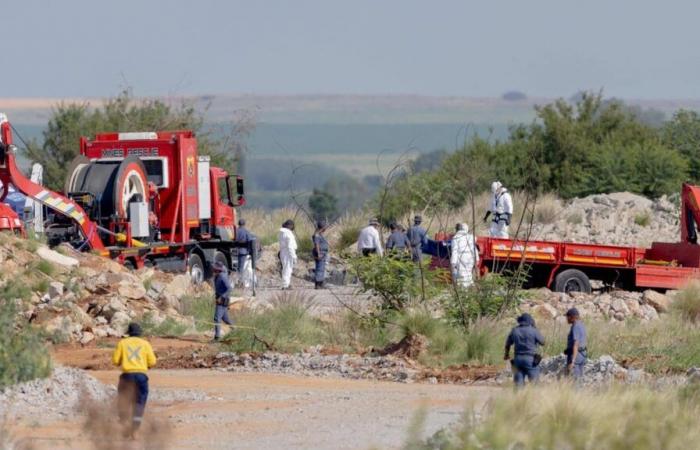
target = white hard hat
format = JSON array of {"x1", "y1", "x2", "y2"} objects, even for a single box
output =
[{"x1": 491, "y1": 181, "x2": 502, "y2": 194}]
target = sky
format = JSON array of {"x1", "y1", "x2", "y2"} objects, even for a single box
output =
[{"x1": 3, "y1": 0, "x2": 700, "y2": 99}]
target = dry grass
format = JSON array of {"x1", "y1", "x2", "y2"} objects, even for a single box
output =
[
  {"x1": 241, "y1": 207, "x2": 315, "y2": 246},
  {"x1": 405, "y1": 384, "x2": 700, "y2": 450},
  {"x1": 672, "y1": 280, "x2": 700, "y2": 324}
]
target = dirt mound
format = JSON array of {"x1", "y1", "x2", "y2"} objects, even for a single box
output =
[
  {"x1": 375, "y1": 333, "x2": 428, "y2": 359},
  {"x1": 531, "y1": 192, "x2": 678, "y2": 247}
]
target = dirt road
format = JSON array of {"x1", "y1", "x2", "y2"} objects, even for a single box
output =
[{"x1": 11, "y1": 369, "x2": 496, "y2": 450}]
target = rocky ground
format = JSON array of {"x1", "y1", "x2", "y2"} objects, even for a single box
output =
[{"x1": 531, "y1": 191, "x2": 679, "y2": 247}]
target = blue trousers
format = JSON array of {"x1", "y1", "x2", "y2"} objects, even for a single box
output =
[
  {"x1": 314, "y1": 256, "x2": 327, "y2": 282},
  {"x1": 214, "y1": 304, "x2": 232, "y2": 338},
  {"x1": 512, "y1": 354, "x2": 540, "y2": 387},
  {"x1": 237, "y1": 252, "x2": 248, "y2": 273},
  {"x1": 568, "y1": 353, "x2": 586, "y2": 381},
  {"x1": 118, "y1": 373, "x2": 149, "y2": 430}
]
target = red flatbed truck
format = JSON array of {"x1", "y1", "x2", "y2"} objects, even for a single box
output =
[{"x1": 436, "y1": 184, "x2": 700, "y2": 294}]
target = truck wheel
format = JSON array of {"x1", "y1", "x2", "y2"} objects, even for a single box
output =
[
  {"x1": 554, "y1": 269, "x2": 591, "y2": 294},
  {"x1": 214, "y1": 251, "x2": 229, "y2": 270},
  {"x1": 188, "y1": 253, "x2": 205, "y2": 285}
]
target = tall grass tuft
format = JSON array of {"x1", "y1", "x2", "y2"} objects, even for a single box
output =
[
  {"x1": 406, "y1": 385, "x2": 700, "y2": 450},
  {"x1": 672, "y1": 281, "x2": 700, "y2": 324},
  {"x1": 533, "y1": 192, "x2": 561, "y2": 224}
]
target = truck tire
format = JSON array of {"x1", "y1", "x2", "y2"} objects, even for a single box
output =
[
  {"x1": 554, "y1": 269, "x2": 591, "y2": 294},
  {"x1": 213, "y1": 251, "x2": 229, "y2": 270},
  {"x1": 188, "y1": 253, "x2": 205, "y2": 285}
]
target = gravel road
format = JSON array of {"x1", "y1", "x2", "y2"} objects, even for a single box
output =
[{"x1": 8, "y1": 369, "x2": 497, "y2": 450}]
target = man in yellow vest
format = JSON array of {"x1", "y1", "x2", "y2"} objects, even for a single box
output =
[{"x1": 112, "y1": 322, "x2": 157, "y2": 438}]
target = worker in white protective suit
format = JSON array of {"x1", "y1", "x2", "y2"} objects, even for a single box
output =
[
  {"x1": 278, "y1": 219, "x2": 298, "y2": 289},
  {"x1": 483, "y1": 181, "x2": 513, "y2": 238},
  {"x1": 450, "y1": 223, "x2": 479, "y2": 288}
]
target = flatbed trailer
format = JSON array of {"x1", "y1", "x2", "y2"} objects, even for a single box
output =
[{"x1": 473, "y1": 236, "x2": 700, "y2": 293}]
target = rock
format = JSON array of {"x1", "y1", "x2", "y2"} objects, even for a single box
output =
[
  {"x1": 117, "y1": 282, "x2": 147, "y2": 300},
  {"x1": 79, "y1": 332, "x2": 95, "y2": 345},
  {"x1": 110, "y1": 311, "x2": 130, "y2": 332},
  {"x1": 687, "y1": 367, "x2": 700, "y2": 384},
  {"x1": 611, "y1": 298, "x2": 630, "y2": 315},
  {"x1": 159, "y1": 293, "x2": 181, "y2": 311},
  {"x1": 163, "y1": 274, "x2": 190, "y2": 298},
  {"x1": 48, "y1": 281, "x2": 64, "y2": 299},
  {"x1": 68, "y1": 304, "x2": 94, "y2": 329},
  {"x1": 37, "y1": 246, "x2": 79, "y2": 268},
  {"x1": 532, "y1": 303, "x2": 558, "y2": 320},
  {"x1": 150, "y1": 280, "x2": 166, "y2": 294},
  {"x1": 644, "y1": 290, "x2": 671, "y2": 313}
]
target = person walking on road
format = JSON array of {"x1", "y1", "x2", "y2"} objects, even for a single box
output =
[
  {"x1": 565, "y1": 307, "x2": 587, "y2": 382},
  {"x1": 112, "y1": 322, "x2": 157, "y2": 439},
  {"x1": 406, "y1": 215, "x2": 427, "y2": 263},
  {"x1": 212, "y1": 261, "x2": 233, "y2": 341},
  {"x1": 386, "y1": 223, "x2": 411, "y2": 257},
  {"x1": 483, "y1": 181, "x2": 513, "y2": 238},
  {"x1": 278, "y1": 219, "x2": 298, "y2": 289},
  {"x1": 450, "y1": 223, "x2": 479, "y2": 288},
  {"x1": 357, "y1": 218, "x2": 384, "y2": 257},
  {"x1": 235, "y1": 218, "x2": 253, "y2": 287},
  {"x1": 312, "y1": 220, "x2": 330, "y2": 289},
  {"x1": 504, "y1": 313, "x2": 545, "y2": 388}
]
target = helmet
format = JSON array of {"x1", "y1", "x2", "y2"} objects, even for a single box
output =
[{"x1": 491, "y1": 181, "x2": 503, "y2": 194}]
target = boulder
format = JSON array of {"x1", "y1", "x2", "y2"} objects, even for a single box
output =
[
  {"x1": 644, "y1": 290, "x2": 671, "y2": 313},
  {"x1": 37, "y1": 246, "x2": 79, "y2": 268},
  {"x1": 532, "y1": 303, "x2": 558, "y2": 320},
  {"x1": 79, "y1": 331, "x2": 95, "y2": 345},
  {"x1": 159, "y1": 293, "x2": 181, "y2": 311},
  {"x1": 163, "y1": 274, "x2": 190, "y2": 298},
  {"x1": 117, "y1": 282, "x2": 147, "y2": 300},
  {"x1": 48, "y1": 281, "x2": 64, "y2": 299},
  {"x1": 110, "y1": 311, "x2": 130, "y2": 332}
]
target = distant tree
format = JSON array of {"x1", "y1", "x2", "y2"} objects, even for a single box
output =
[
  {"x1": 308, "y1": 188, "x2": 338, "y2": 221},
  {"x1": 411, "y1": 149, "x2": 448, "y2": 173},
  {"x1": 24, "y1": 89, "x2": 253, "y2": 191},
  {"x1": 502, "y1": 91, "x2": 527, "y2": 101},
  {"x1": 662, "y1": 110, "x2": 700, "y2": 183}
]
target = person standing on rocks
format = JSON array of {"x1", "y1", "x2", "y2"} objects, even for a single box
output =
[
  {"x1": 565, "y1": 307, "x2": 587, "y2": 382},
  {"x1": 406, "y1": 215, "x2": 427, "y2": 263},
  {"x1": 483, "y1": 181, "x2": 513, "y2": 238},
  {"x1": 278, "y1": 219, "x2": 298, "y2": 290},
  {"x1": 213, "y1": 261, "x2": 233, "y2": 341},
  {"x1": 504, "y1": 313, "x2": 544, "y2": 387},
  {"x1": 112, "y1": 322, "x2": 157, "y2": 439},
  {"x1": 312, "y1": 220, "x2": 330, "y2": 289}
]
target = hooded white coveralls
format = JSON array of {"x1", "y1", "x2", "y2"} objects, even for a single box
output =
[
  {"x1": 489, "y1": 188, "x2": 513, "y2": 238},
  {"x1": 451, "y1": 227, "x2": 479, "y2": 288},
  {"x1": 278, "y1": 227, "x2": 298, "y2": 288}
]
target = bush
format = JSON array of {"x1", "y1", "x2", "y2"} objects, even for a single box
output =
[
  {"x1": 0, "y1": 301, "x2": 52, "y2": 389},
  {"x1": 672, "y1": 281, "x2": 700, "y2": 324},
  {"x1": 635, "y1": 210, "x2": 652, "y2": 227},
  {"x1": 140, "y1": 313, "x2": 188, "y2": 337},
  {"x1": 179, "y1": 294, "x2": 214, "y2": 332},
  {"x1": 443, "y1": 274, "x2": 519, "y2": 326},
  {"x1": 0, "y1": 279, "x2": 33, "y2": 301},
  {"x1": 224, "y1": 291, "x2": 325, "y2": 353},
  {"x1": 407, "y1": 385, "x2": 700, "y2": 450},
  {"x1": 533, "y1": 193, "x2": 560, "y2": 224},
  {"x1": 350, "y1": 255, "x2": 443, "y2": 311},
  {"x1": 34, "y1": 260, "x2": 56, "y2": 277}
]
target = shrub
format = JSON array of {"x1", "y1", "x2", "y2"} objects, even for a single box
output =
[
  {"x1": 0, "y1": 279, "x2": 33, "y2": 301},
  {"x1": 533, "y1": 193, "x2": 560, "y2": 224},
  {"x1": 140, "y1": 313, "x2": 188, "y2": 337},
  {"x1": 566, "y1": 212, "x2": 584, "y2": 225},
  {"x1": 635, "y1": 210, "x2": 652, "y2": 227},
  {"x1": 672, "y1": 281, "x2": 700, "y2": 324},
  {"x1": 0, "y1": 300, "x2": 52, "y2": 389},
  {"x1": 223, "y1": 291, "x2": 325, "y2": 353},
  {"x1": 34, "y1": 260, "x2": 56, "y2": 277},
  {"x1": 407, "y1": 385, "x2": 700, "y2": 450},
  {"x1": 443, "y1": 274, "x2": 519, "y2": 326},
  {"x1": 180, "y1": 294, "x2": 214, "y2": 332},
  {"x1": 350, "y1": 255, "x2": 442, "y2": 311}
]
